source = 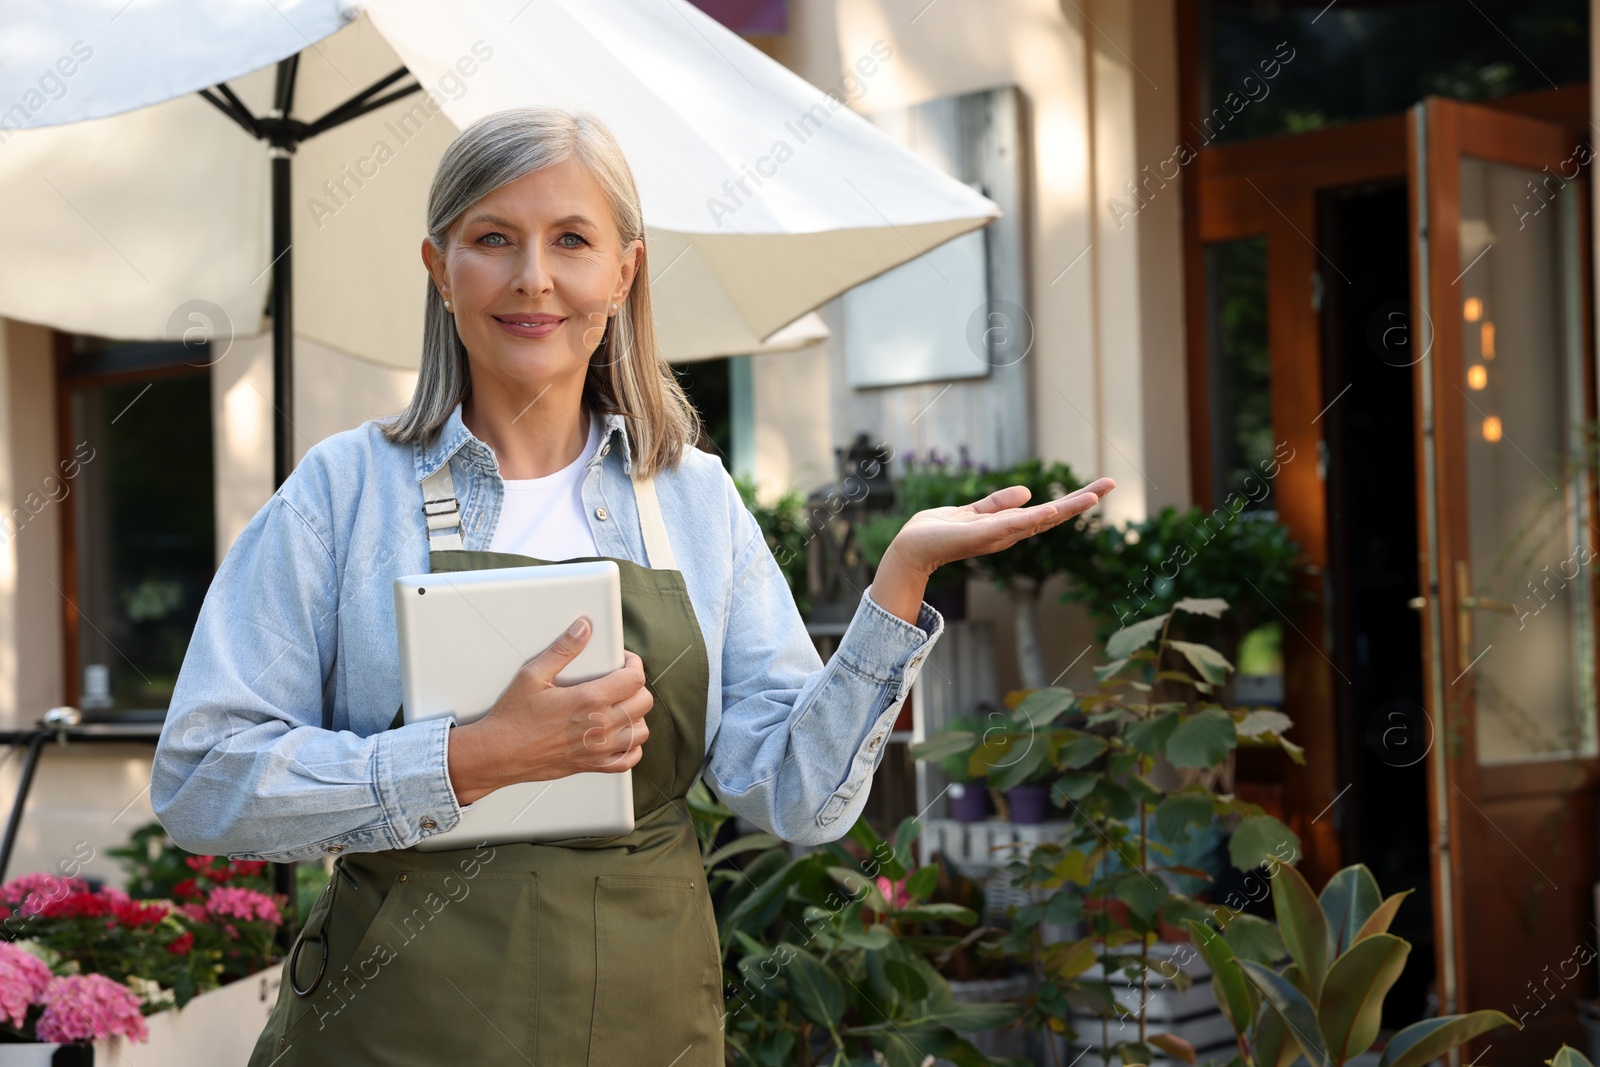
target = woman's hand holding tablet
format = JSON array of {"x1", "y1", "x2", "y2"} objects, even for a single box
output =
[{"x1": 444, "y1": 617, "x2": 654, "y2": 805}]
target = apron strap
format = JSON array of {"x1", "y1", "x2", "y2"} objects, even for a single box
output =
[
  {"x1": 418, "y1": 451, "x2": 678, "y2": 571},
  {"x1": 632, "y1": 472, "x2": 677, "y2": 571},
  {"x1": 420, "y1": 462, "x2": 464, "y2": 551}
]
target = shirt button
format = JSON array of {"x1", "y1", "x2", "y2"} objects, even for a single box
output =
[
  {"x1": 595, "y1": 506, "x2": 609, "y2": 521},
  {"x1": 869, "y1": 735, "x2": 883, "y2": 750},
  {"x1": 599, "y1": 444, "x2": 610, "y2": 457},
  {"x1": 324, "y1": 845, "x2": 343, "y2": 854},
  {"x1": 420, "y1": 818, "x2": 437, "y2": 831}
]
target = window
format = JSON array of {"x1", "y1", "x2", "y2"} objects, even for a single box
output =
[
  {"x1": 60, "y1": 339, "x2": 214, "y2": 718},
  {"x1": 1199, "y1": 0, "x2": 1587, "y2": 145},
  {"x1": 1205, "y1": 237, "x2": 1274, "y2": 514}
]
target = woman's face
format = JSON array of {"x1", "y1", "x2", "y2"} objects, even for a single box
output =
[{"x1": 422, "y1": 158, "x2": 642, "y2": 397}]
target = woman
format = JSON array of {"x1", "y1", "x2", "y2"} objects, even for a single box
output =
[{"x1": 150, "y1": 106, "x2": 1113, "y2": 1066}]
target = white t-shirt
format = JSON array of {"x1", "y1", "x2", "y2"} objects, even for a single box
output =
[{"x1": 487, "y1": 412, "x2": 602, "y2": 559}]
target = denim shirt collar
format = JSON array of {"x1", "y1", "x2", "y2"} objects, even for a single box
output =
[{"x1": 412, "y1": 402, "x2": 633, "y2": 483}]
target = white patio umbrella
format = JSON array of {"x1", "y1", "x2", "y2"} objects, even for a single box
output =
[{"x1": 0, "y1": 0, "x2": 999, "y2": 482}]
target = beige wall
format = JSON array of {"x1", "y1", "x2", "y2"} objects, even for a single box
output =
[
  {"x1": 755, "y1": 0, "x2": 1188, "y2": 521},
  {"x1": 212, "y1": 332, "x2": 416, "y2": 557},
  {"x1": 754, "y1": 0, "x2": 1188, "y2": 693}
]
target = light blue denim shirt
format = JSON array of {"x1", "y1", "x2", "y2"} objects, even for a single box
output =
[{"x1": 151, "y1": 403, "x2": 943, "y2": 859}]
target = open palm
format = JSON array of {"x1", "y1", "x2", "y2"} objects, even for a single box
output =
[{"x1": 889, "y1": 478, "x2": 1116, "y2": 576}]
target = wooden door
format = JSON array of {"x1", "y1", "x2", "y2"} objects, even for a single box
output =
[{"x1": 1409, "y1": 96, "x2": 1598, "y2": 1058}]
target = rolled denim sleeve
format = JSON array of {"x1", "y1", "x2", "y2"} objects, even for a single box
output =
[
  {"x1": 151, "y1": 486, "x2": 464, "y2": 862},
  {"x1": 706, "y1": 496, "x2": 944, "y2": 845}
]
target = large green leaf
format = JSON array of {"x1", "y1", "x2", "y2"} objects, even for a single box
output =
[
  {"x1": 1168, "y1": 640, "x2": 1234, "y2": 685},
  {"x1": 1112, "y1": 871, "x2": 1169, "y2": 923},
  {"x1": 786, "y1": 946, "x2": 845, "y2": 1027},
  {"x1": 910, "y1": 729, "x2": 976, "y2": 763},
  {"x1": 1229, "y1": 815, "x2": 1301, "y2": 872},
  {"x1": 1184, "y1": 920, "x2": 1255, "y2": 1036},
  {"x1": 1319, "y1": 864, "x2": 1382, "y2": 957},
  {"x1": 1057, "y1": 733, "x2": 1109, "y2": 770},
  {"x1": 1013, "y1": 687, "x2": 1076, "y2": 729},
  {"x1": 1155, "y1": 791, "x2": 1215, "y2": 841},
  {"x1": 987, "y1": 736, "x2": 1045, "y2": 791},
  {"x1": 1239, "y1": 961, "x2": 1330, "y2": 1067},
  {"x1": 1252, "y1": 998, "x2": 1300, "y2": 1067},
  {"x1": 1319, "y1": 933, "x2": 1410, "y2": 1061},
  {"x1": 1548, "y1": 1046, "x2": 1597, "y2": 1067},
  {"x1": 1166, "y1": 709, "x2": 1237, "y2": 768},
  {"x1": 1222, "y1": 912, "x2": 1287, "y2": 967},
  {"x1": 1377, "y1": 1010, "x2": 1519, "y2": 1067},
  {"x1": 1126, "y1": 712, "x2": 1181, "y2": 756},
  {"x1": 1108, "y1": 613, "x2": 1170, "y2": 659},
  {"x1": 1270, "y1": 863, "x2": 1330, "y2": 1002},
  {"x1": 1353, "y1": 890, "x2": 1413, "y2": 944},
  {"x1": 1174, "y1": 596, "x2": 1229, "y2": 617}
]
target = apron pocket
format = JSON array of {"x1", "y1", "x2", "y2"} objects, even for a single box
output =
[
  {"x1": 589, "y1": 874, "x2": 722, "y2": 1065},
  {"x1": 303, "y1": 869, "x2": 538, "y2": 1067}
]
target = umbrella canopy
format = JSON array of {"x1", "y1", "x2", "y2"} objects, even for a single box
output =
[{"x1": 0, "y1": 0, "x2": 998, "y2": 370}]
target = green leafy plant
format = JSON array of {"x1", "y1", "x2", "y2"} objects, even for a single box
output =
[
  {"x1": 734, "y1": 473, "x2": 814, "y2": 616},
  {"x1": 1549, "y1": 1047, "x2": 1596, "y2": 1066},
  {"x1": 688, "y1": 780, "x2": 1028, "y2": 1066},
  {"x1": 860, "y1": 449, "x2": 1097, "y2": 688},
  {"x1": 915, "y1": 598, "x2": 1304, "y2": 1065},
  {"x1": 1190, "y1": 861, "x2": 1517, "y2": 1066},
  {"x1": 1062, "y1": 506, "x2": 1302, "y2": 646}
]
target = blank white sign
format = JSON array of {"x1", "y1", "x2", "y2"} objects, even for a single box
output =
[{"x1": 842, "y1": 220, "x2": 991, "y2": 389}]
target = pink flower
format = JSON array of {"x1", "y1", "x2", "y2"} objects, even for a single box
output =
[
  {"x1": 0, "y1": 872, "x2": 87, "y2": 918},
  {"x1": 0, "y1": 943, "x2": 52, "y2": 1029},
  {"x1": 35, "y1": 974, "x2": 147, "y2": 1044},
  {"x1": 875, "y1": 876, "x2": 911, "y2": 909},
  {"x1": 204, "y1": 887, "x2": 281, "y2": 926}
]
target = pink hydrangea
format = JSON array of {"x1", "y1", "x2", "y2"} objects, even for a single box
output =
[
  {"x1": 0, "y1": 942, "x2": 52, "y2": 1028},
  {"x1": 0, "y1": 872, "x2": 87, "y2": 918},
  {"x1": 204, "y1": 887, "x2": 281, "y2": 925},
  {"x1": 35, "y1": 974, "x2": 148, "y2": 1044}
]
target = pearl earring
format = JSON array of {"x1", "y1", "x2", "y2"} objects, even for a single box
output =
[
  {"x1": 612, "y1": 303, "x2": 618, "y2": 315},
  {"x1": 444, "y1": 299, "x2": 452, "y2": 310}
]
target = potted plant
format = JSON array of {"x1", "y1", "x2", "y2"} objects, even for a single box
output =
[
  {"x1": 686, "y1": 781, "x2": 1028, "y2": 1066},
  {"x1": 0, "y1": 823, "x2": 307, "y2": 1063},
  {"x1": 1190, "y1": 861, "x2": 1516, "y2": 1066},
  {"x1": 972, "y1": 598, "x2": 1305, "y2": 1065},
  {"x1": 913, "y1": 711, "x2": 998, "y2": 823}
]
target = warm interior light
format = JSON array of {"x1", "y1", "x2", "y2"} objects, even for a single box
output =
[
  {"x1": 1464, "y1": 297, "x2": 1483, "y2": 322},
  {"x1": 1467, "y1": 365, "x2": 1487, "y2": 390},
  {"x1": 1482, "y1": 321, "x2": 1495, "y2": 359},
  {"x1": 1482, "y1": 416, "x2": 1503, "y2": 442}
]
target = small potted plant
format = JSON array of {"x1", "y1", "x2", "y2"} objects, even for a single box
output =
[{"x1": 911, "y1": 711, "x2": 994, "y2": 823}]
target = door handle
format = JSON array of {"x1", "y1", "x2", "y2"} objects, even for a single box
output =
[{"x1": 1459, "y1": 595, "x2": 1519, "y2": 615}]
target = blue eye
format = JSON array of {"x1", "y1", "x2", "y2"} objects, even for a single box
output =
[
  {"x1": 559, "y1": 232, "x2": 589, "y2": 248},
  {"x1": 478, "y1": 232, "x2": 509, "y2": 246}
]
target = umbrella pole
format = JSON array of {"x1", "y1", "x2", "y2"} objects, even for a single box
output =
[
  {"x1": 197, "y1": 55, "x2": 425, "y2": 949},
  {"x1": 267, "y1": 56, "x2": 299, "y2": 945},
  {"x1": 270, "y1": 144, "x2": 293, "y2": 488}
]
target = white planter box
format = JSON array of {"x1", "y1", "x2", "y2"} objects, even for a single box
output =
[
  {"x1": 92, "y1": 968, "x2": 280, "y2": 1067},
  {"x1": 0, "y1": 1045, "x2": 84, "y2": 1066}
]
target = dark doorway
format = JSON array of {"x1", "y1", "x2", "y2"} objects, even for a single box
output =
[{"x1": 1319, "y1": 182, "x2": 1433, "y2": 1026}]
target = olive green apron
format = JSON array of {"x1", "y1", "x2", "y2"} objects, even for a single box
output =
[{"x1": 249, "y1": 458, "x2": 722, "y2": 1066}]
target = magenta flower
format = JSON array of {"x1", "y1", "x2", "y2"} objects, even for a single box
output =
[
  {"x1": 0, "y1": 872, "x2": 87, "y2": 918},
  {"x1": 0, "y1": 943, "x2": 52, "y2": 1029},
  {"x1": 204, "y1": 887, "x2": 281, "y2": 925},
  {"x1": 35, "y1": 974, "x2": 148, "y2": 1044},
  {"x1": 874, "y1": 875, "x2": 911, "y2": 909}
]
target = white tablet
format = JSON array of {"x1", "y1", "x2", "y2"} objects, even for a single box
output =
[{"x1": 393, "y1": 561, "x2": 634, "y2": 850}]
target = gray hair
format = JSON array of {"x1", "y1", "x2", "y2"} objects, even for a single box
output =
[{"x1": 382, "y1": 106, "x2": 701, "y2": 480}]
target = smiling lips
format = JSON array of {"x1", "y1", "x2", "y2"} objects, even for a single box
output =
[{"x1": 493, "y1": 313, "x2": 565, "y2": 338}]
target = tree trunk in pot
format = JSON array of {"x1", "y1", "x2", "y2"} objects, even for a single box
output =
[{"x1": 1009, "y1": 577, "x2": 1047, "y2": 690}]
